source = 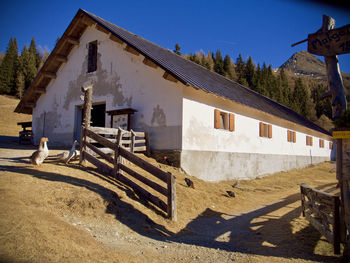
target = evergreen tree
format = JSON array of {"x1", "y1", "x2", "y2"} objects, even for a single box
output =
[
  {"x1": 20, "y1": 46, "x2": 37, "y2": 91},
  {"x1": 245, "y1": 56, "x2": 255, "y2": 88},
  {"x1": 223, "y1": 55, "x2": 235, "y2": 80},
  {"x1": 16, "y1": 71, "x2": 25, "y2": 98},
  {"x1": 292, "y1": 78, "x2": 309, "y2": 117},
  {"x1": 29, "y1": 37, "x2": 42, "y2": 69},
  {"x1": 174, "y1": 43, "x2": 181, "y2": 55},
  {"x1": 213, "y1": 50, "x2": 224, "y2": 75},
  {"x1": 206, "y1": 51, "x2": 214, "y2": 70},
  {"x1": 189, "y1": 53, "x2": 200, "y2": 64},
  {"x1": 0, "y1": 38, "x2": 18, "y2": 94}
]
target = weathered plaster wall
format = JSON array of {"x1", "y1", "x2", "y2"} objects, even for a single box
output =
[
  {"x1": 33, "y1": 25, "x2": 183, "y2": 148},
  {"x1": 181, "y1": 87, "x2": 332, "y2": 181}
]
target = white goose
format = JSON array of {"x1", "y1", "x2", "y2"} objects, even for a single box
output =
[
  {"x1": 31, "y1": 137, "x2": 49, "y2": 167},
  {"x1": 54, "y1": 140, "x2": 79, "y2": 164}
]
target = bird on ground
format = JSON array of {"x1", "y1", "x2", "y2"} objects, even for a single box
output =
[
  {"x1": 54, "y1": 140, "x2": 79, "y2": 164},
  {"x1": 232, "y1": 180, "x2": 240, "y2": 188},
  {"x1": 226, "y1": 191, "x2": 235, "y2": 197},
  {"x1": 185, "y1": 178, "x2": 195, "y2": 189},
  {"x1": 31, "y1": 137, "x2": 49, "y2": 167}
]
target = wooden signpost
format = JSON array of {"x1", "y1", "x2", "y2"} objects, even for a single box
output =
[{"x1": 293, "y1": 15, "x2": 350, "y2": 258}]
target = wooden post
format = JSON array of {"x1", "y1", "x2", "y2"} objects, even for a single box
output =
[
  {"x1": 334, "y1": 130, "x2": 350, "y2": 258},
  {"x1": 333, "y1": 196, "x2": 341, "y2": 255},
  {"x1": 167, "y1": 172, "x2": 177, "y2": 221},
  {"x1": 320, "y1": 15, "x2": 347, "y2": 119},
  {"x1": 114, "y1": 128, "x2": 123, "y2": 177},
  {"x1": 79, "y1": 85, "x2": 93, "y2": 165},
  {"x1": 145, "y1": 132, "x2": 150, "y2": 157}
]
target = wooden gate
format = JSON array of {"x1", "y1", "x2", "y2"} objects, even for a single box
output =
[
  {"x1": 300, "y1": 183, "x2": 345, "y2": 254},
  {"x1": 80, "y1": 126, "x2": 177, "y2": 221}
]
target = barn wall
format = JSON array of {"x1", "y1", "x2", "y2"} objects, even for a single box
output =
[
  {"x1": 33, "y1": 25, "x2": 183, "y2": 148},
  {"x1": 181, "y1": 87, "x2": 332, "y2": 181}
]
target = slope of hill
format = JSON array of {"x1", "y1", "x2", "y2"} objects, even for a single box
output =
[{"x1": 280, "y1": 50, "x2": 350, "y2": 97}]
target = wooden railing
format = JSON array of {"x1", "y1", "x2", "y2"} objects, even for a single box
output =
[
  {"x1": 300, "y1": 183, "x2": 344, "y2": 254},
  {"x1": 80, "y1": 126, "x2": 176, "y2": 221}
]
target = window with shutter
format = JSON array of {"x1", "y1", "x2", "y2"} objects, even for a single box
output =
[
  {"x1": 306, "y1": 136, "x2": 313, "y2": 146},
  {"x1": 214, "y1": 109, "x2": 235, "y2": 132},
  {"x1": 287, "y1": 130, "x2": 296, "y2": 143},
  {"x1": 88, "y1": 40, "x2": 97, "y2": 73},
  {"x1": 259, "y1": 122, "x2": 272, "y2": 138},
  {"x1": 319, "y1": 139, "x2": 324, "y2": 148}
]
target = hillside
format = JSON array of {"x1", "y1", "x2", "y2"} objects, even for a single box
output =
[
  {"x1": 280, "y1": 50, "x2": 350, "y2": 98},
  {"x1": 0, "y1": 95, "x2": 342, "y2": 262}
]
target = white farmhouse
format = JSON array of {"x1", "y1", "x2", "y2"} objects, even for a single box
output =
[{"x1": 15, "y1": 9, "x2": 333, "y2": 181}]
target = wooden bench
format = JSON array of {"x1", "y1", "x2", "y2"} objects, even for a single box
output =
[{"x1": 17, "y1": 121, "x2": 33, "y2": 144}]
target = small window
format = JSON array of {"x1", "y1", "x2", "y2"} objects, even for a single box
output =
[
  {"x1": 214, "y1": 109, "x2": 235, "y2": 131},
  {"x1": 259, "y1": 122, "x2": 272, "y2": 138},
  {"x1": 287, "y1": 130, "x2": 296, "y2": 143},
  {"x1": 88, "y1": 40, "x2": 97, "y2": 73},
  {"x1": 306, "y1": 136, "x2": 313, "y2": 146},
  {"x1": 319, "y1": 139, "x2": 324, "y2": 148}
]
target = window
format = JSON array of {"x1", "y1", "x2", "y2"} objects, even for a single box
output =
[
  {"x1": 259, "y1": 122, "x2": 272, "y2": 138},
  {"x1": 319, "y1": 139, "x2": 325, "y2": 148},
  {"x1": 287, "y1": 130, "x2": 296, "y2": 143},
  {"x1": 214, "y1": 109, "x2": 235, "y2": 131},
  {"x1": 88, "y1": 40, "x2": 97, "y2": 73},
  {"x1": 306, "y1": 136, "x2": 313, "y2": 146}
]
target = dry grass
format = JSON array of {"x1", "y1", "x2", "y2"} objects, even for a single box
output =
[{"x1": 0, "y1": 95, "x2": 341, "y2": 262}]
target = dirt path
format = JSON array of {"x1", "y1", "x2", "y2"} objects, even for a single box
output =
[{"x1": 0, "y1": 135, "x2": 341, "y2": 263}]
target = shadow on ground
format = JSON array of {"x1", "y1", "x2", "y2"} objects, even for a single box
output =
[{"x1": 0, "y1": 152, "x2": 340, "y2": 262}]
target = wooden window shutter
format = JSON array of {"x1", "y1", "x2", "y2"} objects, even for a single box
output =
[
  {"x1": 287, "y1": 130, "x2": 291, "y2": 142},
  {"x1": 293, "y1": 132, "x2": 296, "y2": 143},
  {"x1": 310, "y1": 137, "x2": 313, "y2": 146},
  {"x1": 214, "y1": 109, "x2": 221, "y2": 129},
  {"x1": 259, "y1": 122, "x2": 264, "y2": 137},
  {"x1": 268, "y1": 124, "x2": 272, "y2": 138},
  {"x1": 229, "y1": 113, "x2": 235, "y2": 131}
]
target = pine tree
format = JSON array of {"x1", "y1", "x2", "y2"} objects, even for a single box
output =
[
  {"x1": 0, "y1": 38, "x2": 18, "y2": 94},
  {"x1": 223, "y1": 55, "x2": 235, "y2": 80},
  {"x1": 19, "y1": 46, "x2": 37, "y2": 91},
  {"x1": 292, "y1": 78, "x2": 309, "y2": 117},
  {"x1": 174, "y1": 43, "x2": 181, "y2": 55},
  {"x1": 16, "y1": 71, "x2": 25, "y2": 98},
  {"x1": 29, "y1": 37, "x2": 42, "y2": 69},
  {"x1": 206, "y1": 51, "x2": 214, "y2": 70},
  {"x1": 213, "y1": 50, "x2": 224, "y2": 75},
  {"x1": 245, "y1": 56, "x2": 255, "y2": 88}
]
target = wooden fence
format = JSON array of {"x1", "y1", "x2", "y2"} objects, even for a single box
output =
[
  {"x1": 80, "y1": 126, "x2": 176, "y2": 221},
  {"x1": 300, "y1": 183, "x2": 344, "y2": 254}
]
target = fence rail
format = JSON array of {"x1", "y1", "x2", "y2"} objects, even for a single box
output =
[
  {"x1": 80, "y1": 126, "x2": 176, "y2": 220},
  {"x1": 300, "y1": 183, "x2": 344, "y2": 254}
]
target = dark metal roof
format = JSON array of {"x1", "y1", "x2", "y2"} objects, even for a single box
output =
[{"x1": 82, "y1": 10, "x2": 331, "y2": 136}]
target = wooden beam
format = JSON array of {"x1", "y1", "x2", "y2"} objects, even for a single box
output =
[
  {"x1": 55, "y1": 54, "x2": 68, "y2": 63},
  {"x1": 109, "y1": 34, "x2": 123, "y2": 44},
  {"x1": 125, "y1": 45, "x2": 140, "y2": 56},
  {"x1": 80, "y1": 15, "x2": 95, "y2": 26},
  {"x1": 26, "y1": 101, "x2": 36, "y2": 108},
  {"x1": 163, "y1": 72, "x2": 178, "y2": 83},
  {"x1": 34, "y1": 87, "x2": 46, "y2": 94},
  {"x1": 43, "y1": 72, "x2": 56, "y2": 79},
  {"x1": 96, "y1": 24, "x2": 109, "y2": 35},
  {"x1": 143, "y1": 58, "x2": 158, "y2": 69},
  {"x1": 66, "y1": 36, "x2": 80, "y2": 46}
]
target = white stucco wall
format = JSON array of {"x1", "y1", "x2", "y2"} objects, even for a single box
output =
[
  {"x1": 181, "y1": 86, "x2": 332, "y2": 181},
  {"x1": 33, "y1": 25, "x2": 183, "y2": 149}
]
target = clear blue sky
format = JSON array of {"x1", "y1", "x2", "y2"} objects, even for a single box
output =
[{"x1": 1, "y1": 0, "x2": 349, "y2": 72}]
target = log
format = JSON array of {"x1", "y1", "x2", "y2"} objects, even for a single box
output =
[
  {"x1": 118, "y1": 163, "x2": 167, "y2": 196},
  {"x1": 89, "y1": 126, "x2": 119, "y2": 135},
  {"x1": 85, "y1": 128, "x2": 118, "y2": 151},
  {"x1": 116, "y1": 172, "x2": 167, "y2": 212},
  {"x1": 119, "y1": 146, "x2": 168, "y2": 182},
  {"x1": 85, "y1": 141, "x2": 114, "y2": 164},
  {"x1": 167, "y1": 172, "x2": 177, "y2": 221},
  {"x1": 84, "y1": 151, "x2": 114, "y2": 176}
]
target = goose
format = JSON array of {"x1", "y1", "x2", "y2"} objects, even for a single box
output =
[
  {"x1": 31, "y1": 137, "x2": 49, "y2": 167},
  {"x1": 54, "y1": 140, "x2": 79, "y2": 164}
]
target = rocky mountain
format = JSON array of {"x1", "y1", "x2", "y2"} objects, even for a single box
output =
[{"x1": 279, "y1": 50, "x2": 350, "y2": 98}]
